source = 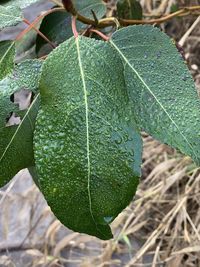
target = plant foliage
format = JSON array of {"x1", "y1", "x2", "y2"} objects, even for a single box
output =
[{"x1": 0, "y1": 0, "x2": 199, "y2": 239}]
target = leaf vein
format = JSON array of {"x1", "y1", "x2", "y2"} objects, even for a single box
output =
[
  {"x1": 0, "y1": 94, "x2": 39, "y2": 163},
  {"x1": 110, "y1": 39, "x2": 198, "y2": 161},
  {"x1": 76, "y1": 38, "x2": 94, "y2": 224}
]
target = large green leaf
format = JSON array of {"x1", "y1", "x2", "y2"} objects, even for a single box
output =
[
  {"x1": 36, "y1": 0, "x2": 106, "y2": 53},
  {"x1": 34, "y1": 36, "x2": 142, "y2": 239},
  {"x1": 0, "y1": 5, "x2": 22, "y2": 30},
  {"x1": 110, "y1": 25, "x2": 200, "y2": 165},
  {"x1": 0, "y1": 60, "x2": 42, "y2": 188},
  {"x1": 0, "y1": 41, "x2": 15, "y2": 80}
]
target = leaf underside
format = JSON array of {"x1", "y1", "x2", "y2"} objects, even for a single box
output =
[
  {"x1": 110, "y1": 25, "x2": 200, "y2": 165},
  {"x1": 0, "y1": 60, "x2": 42, "y2": 187},
  {"x1": 34, "y1": 36, "x2": 142, "y2": 240}
]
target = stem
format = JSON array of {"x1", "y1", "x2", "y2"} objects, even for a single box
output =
[
  {"x1": 120, "y1": 6, "x2": 200, "y2": 25},
  {"x1": 22, "y1": 19, "x2": 56, "y2": 49},
  {"x1": 72, "y1": 16, "x2": 79, "y2": 38},
  {"x1": 62, "y1": 0, "x2": 77, "y2": 15},
  {"x1": 65, "y1": 5, "x2": 200, "y2": 28},
  {"x1": 14, "y1": 4, "x2": 200, "y2": 46},
  {"x1": 90, "y1": 29, "x2": 109, "y2": 41},
  {"x1": 91, "y1": 10, "x2": 99, "y2": 25},
  {"x1": 39, "y1": 55, "x2": 48, "y2": 60}
]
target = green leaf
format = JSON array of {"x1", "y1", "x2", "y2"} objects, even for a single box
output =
[
  {"x1": 34, "y1": 36, "x2": 142, "y2": 240},
  {"x1": 0, "y1": 41, "x2": 15, "y2": 80},
  {"x1": 110, "y1": 25, "x2": 200, "y2": 165},
  {"x1": 0, "y1": 5, "x2": 22, "y2": 30},
  {"x1": 170, "y1": 4, "x2": 179, "y2": 13},
  {"x1": 36, "y1": 1, "x2": 106, "y2": 53},
  {"x1": 0, "y1": 0, "x2": 48, "y2": 29},
  {"x1": 73, "y1": 0, "x2": 106, "y2": 18},
  {"x1": 36, "y1": 11, "x2": 72, "y2": 54},
  {"x1": 1, "y1": 0, "x2": 41, "y2": 9},
  {"x1": 117, "y1": 0, "x2": 143, "y2": 20},
  {"x1": 15, "y1": 19, "x2": 41, "y2": 59},
  {"x1": 0, "y1": 60, "x2": 42, "y2": 188}
]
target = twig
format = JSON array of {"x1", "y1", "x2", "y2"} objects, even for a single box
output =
[
  {"x1": 62, "y1": 0, "x2": 77, "y2": 15},
  {"x1": 15, "y1": 3, "x2": 200, "y2": 44},
  {"x1": 62, "y1": 4, "x2": 200, "y2": 27},
  {"x1": 22, "y1": 19, "x2": 56, "y2": 49},
  {"x1": 179, "y1": 15, "x2": 200, "y2": 46},
  {"x1": 91, "y1": 10, "x2": 99, "y2": 25},
  {"x1": 39, "y1": 55, "x2": 48, "y2": 60},
  {"x1": 13, "y1": 2, "x2": 200, "y2": 45},
  {"x1": 0, "y1": 176, "x2": 18, "y2": 206},
  {"x1": 89, "y1": 29, "x2": 109, "y2": 41},
  {"x1": 0, "y1": 243, "x2": 43, "y2": 252},
  {"x1": 119, "y1": 6, "x2": 200, "y2": 26},
  {"x1": 72, "y1": 16, "x2": 79, "y2": 38}
]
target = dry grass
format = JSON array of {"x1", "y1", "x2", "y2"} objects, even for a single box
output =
[{"x1": 0, "y1": 0, "x2": 200, "y2": 266}]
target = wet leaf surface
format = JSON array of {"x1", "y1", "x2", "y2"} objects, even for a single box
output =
[
  {"x1": 0, "y1": 41, "x2": 15, "y2": 79},
  {"x1": 110, "y1": 25, "x2": 200, "y2": 165},
  {"x1": 0, "y1": 59, "x2": 42, "y2": 187},
  {"x1": 34, "y1": 36, "x2": 142, "y2": 239},
  {"x1": 0, "y1": 5, "x2": 22, "y2": 30}
]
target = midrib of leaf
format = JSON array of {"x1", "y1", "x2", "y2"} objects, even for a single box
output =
[
  {"x1": 0, "y1": 42, "x2": 14, "y2": 66},
  {"x1": 75, "y1": 37, "x2": 93, "y2": 223},
  {"x1": 110, "y1": 39, "x2": 197, "y2": 161},
  {"x1": 0, "y1": 94, "x2": 39, "y2": 163}
]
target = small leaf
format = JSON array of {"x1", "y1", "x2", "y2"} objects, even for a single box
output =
[
  {"x1": 170, "y1": 4, "x2": 179, "y2": 13},
  {"x1": 36, "y1": 0, "x2": 106, "y2": 53},
  {"x1": 0, "y1": 60, "x2": 42, "y2": 187},
  {"x1": 110, "y1": 25, "x2": 200, "y2": 165},
  {"x1": 0, "y1": 5, "x2": 22, "y2": 30},
  {"x1": 73, "y1": 0, "x2": 106, "y2": 18},
  {"x1": 0, "y1": 41, "x2": 15, "y2": 80},
  {"x1": 0, "y1": 0, "x2": 46, "y2": 29},
  {"x1": 34, "y1": 36, "x2": 142, "y2": 239},
  {"x1": 117, "y1": 0, "x2": 143, "y2": 20}
]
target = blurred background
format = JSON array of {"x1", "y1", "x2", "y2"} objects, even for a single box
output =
[{"x1": 0, "y1": 0, "x2": 200, "y2": 266}]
